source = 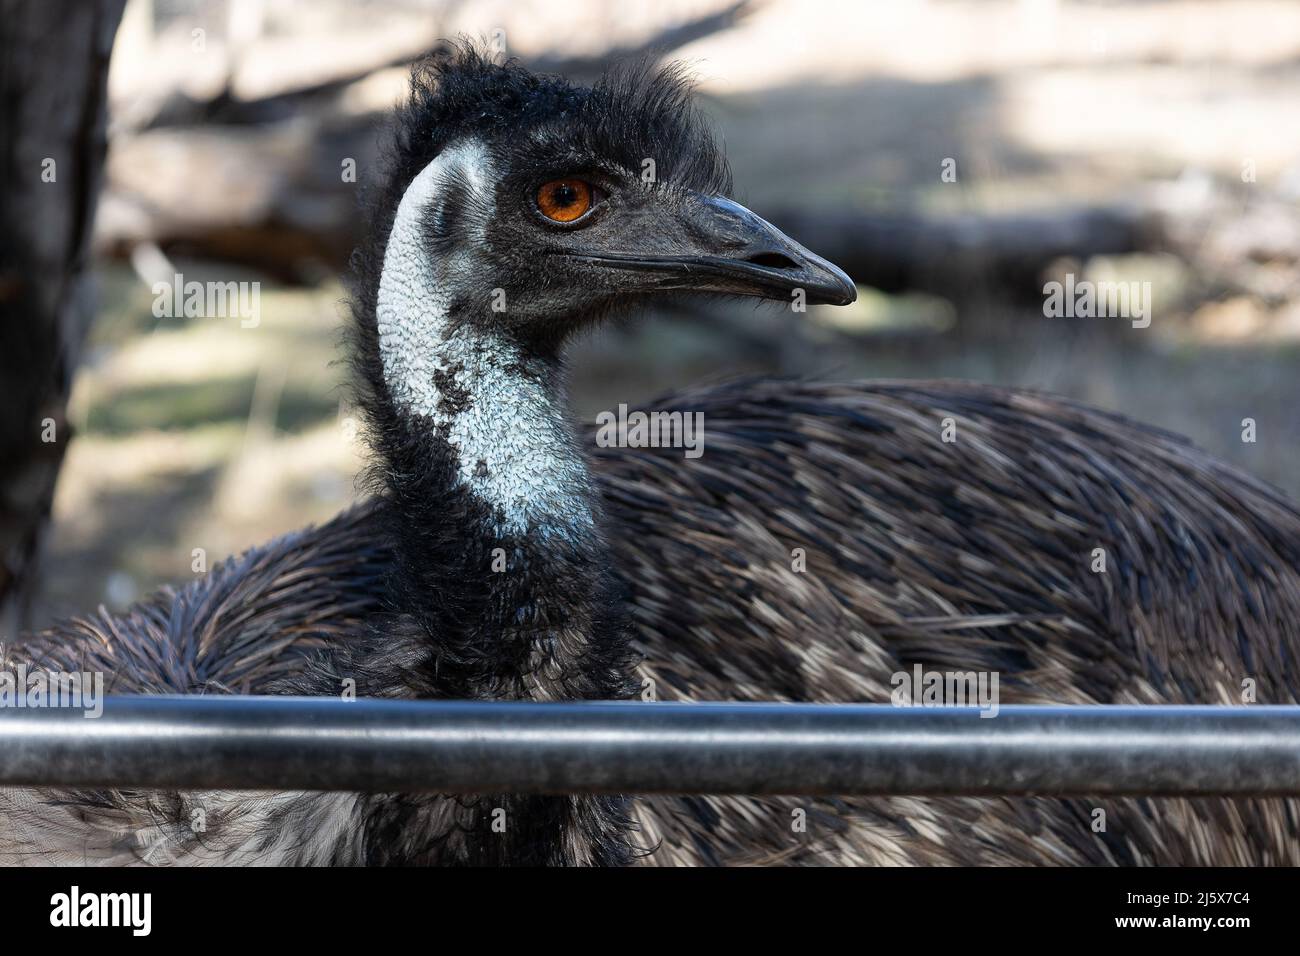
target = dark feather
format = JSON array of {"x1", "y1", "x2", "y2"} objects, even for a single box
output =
[{"x1": 6, "y1": 379, "x2": 1299, "y2": 864}]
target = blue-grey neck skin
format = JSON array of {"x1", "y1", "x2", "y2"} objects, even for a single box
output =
[{"x1": 375, "y1": 138, "x2": 595, "y2": 542}]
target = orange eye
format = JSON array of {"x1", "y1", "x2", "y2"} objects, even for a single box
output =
[{"x1": 537, "y1": 179, "x2": 594, "y2": 223}]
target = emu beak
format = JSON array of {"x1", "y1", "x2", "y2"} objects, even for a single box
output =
[{"x1": 580, "y1": 195, "x2": 858, "y2": 306}]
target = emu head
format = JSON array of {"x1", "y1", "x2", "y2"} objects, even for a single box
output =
[
  {"x1": 352, "y1": 47, "x2": 857, "y2": 536},
  {"x1": 363, "y1": 46, "x2": 856, "y2": 359}
]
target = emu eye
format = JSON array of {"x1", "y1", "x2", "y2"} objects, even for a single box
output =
[{"x1": 537, "y1": 179, "x2": 595, "y2": 223}]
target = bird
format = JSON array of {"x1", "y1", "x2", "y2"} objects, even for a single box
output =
[{"x1": 3, "y1": 46, "x2": 1299, "y2": 866}]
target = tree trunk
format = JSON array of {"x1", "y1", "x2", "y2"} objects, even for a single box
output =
[{"x1": 0, "y1": 0, "x2": 125, "y2": 634}]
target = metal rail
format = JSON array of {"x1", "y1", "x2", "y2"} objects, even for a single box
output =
[{"x1": 1, "y1": 696, "x2": 1299, "y2": 796}]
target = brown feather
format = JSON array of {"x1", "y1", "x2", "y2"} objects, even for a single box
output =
[{"x1": 4, "y1": 379, "x2": 1298, "y2": 864}]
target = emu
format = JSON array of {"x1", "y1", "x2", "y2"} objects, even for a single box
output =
[{"x1": 3, "y1": 48, "x2": 1299, "y2": 865}]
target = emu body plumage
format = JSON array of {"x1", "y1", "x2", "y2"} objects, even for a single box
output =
[
  {"x1": 7, "y1": 380, "x2": 1299, "y2": 865},
  {"x1": 3, "y1": 48, "x2": 1299, "y2": 865}
]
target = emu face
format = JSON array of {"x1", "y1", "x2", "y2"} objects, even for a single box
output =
[
  {"x1": 377, "y1": 54, "x2": 855, "y2": 354},
  {"x1": 473, "y1": 138, "x2": 859, "y2": 324}
]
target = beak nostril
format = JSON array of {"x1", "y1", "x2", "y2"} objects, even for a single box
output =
[{"x1": 745, "y1": 252, "x2": 800, "y2": 271}]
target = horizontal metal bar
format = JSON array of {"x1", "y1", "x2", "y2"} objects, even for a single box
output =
[{"x1": 1, "y1": 697, "x2": 1299, "y2": 796}]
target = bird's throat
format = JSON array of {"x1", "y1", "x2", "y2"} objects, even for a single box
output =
[
  {"x1": 375, "y1": 141, "x2": 594, "y2": 540},
  {"x1": 368, "y1": 141, "x2": 633, "y2": 706}
]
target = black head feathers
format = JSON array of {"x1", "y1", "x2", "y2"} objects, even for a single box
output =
[{"x1": 374, "y1": 42, "x2": 733, "y2": 232}]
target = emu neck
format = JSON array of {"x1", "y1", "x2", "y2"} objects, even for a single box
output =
[
  {"x1": 349, "y1": 141, "x2": 639, "y2": 864},
  {"x1": 376, "y1": 143, "x2": 592, "y2": 540},
  {"x1": 370, "y1": 141, "x2": 632, "y2": 706},
  {"x1": 383, "y1": 319, "x2": 593, "y2": 541}
]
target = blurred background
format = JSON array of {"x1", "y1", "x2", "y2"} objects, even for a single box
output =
[{"x1": 3, "y1": 0, "x2": 1299, "y2": 630}]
